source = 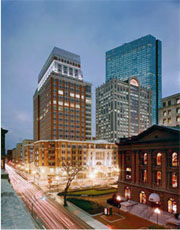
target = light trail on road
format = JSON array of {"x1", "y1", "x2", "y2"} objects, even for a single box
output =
[{"x1": 6, "y1": 164, "x2": 91, "y2": 229}]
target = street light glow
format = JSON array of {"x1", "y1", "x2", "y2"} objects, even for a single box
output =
[
  {"x1": 89, "y1": 173, "x2": 95, "y2": 179},
  {"x1": 154, "y1": 207, "x2": 160, "y2": 214},
  {"x1": 116, "y1": 195, "x2": 121, "y2": 201}
]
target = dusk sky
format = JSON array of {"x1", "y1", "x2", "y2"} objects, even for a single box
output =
[{"x1": 2, "y1": 0, "x2": 180, "y2": 150}]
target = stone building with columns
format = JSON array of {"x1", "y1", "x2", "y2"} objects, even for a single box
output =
[{"x1": 117, "y1": 125, "x2": 180, "y2": 214}]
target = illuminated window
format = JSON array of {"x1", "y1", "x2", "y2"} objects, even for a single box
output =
[
  {"x1": 143, "y1": 170, "x2": 147, "y2": 183},
  {"x1": 176, "y1": 116, "x2": 180, "y2": 122},
  {"x1": 156, "y1": 153, "x2": 162, "y2": 166},
  {"x1": 172, "y1": 152, "x2": 178, "y2": 167},
  {"x1": 124, "y1": 187, "x2": 131, "y2": 199},
  {"x1": 126, "y1": 168, "x2": 131, "y2": 179},
  {"x1": 176, "y1": 98, "x2": 180, "y2": 104},
  {"x1": 172, "y1": 172, "x2": 178, "y2": 188},
  {"x1": 168, "y1": 118, "x2": 171, "y2": 124},
  {"x1": 168, "y1": 198, "x2": 177, "y2": 214},
  {"x1": 156, "y1": 171, "x2": 161, "y2": 185},
  {"x1": 163, "y1": 111, "x2": 167, "y2": 116},
  {"x1": 139, "y1": 191, "x2": 146, "y2": 204},
  {"x1": 143, "y1": 153, "x2": 148, "y2": 165}
]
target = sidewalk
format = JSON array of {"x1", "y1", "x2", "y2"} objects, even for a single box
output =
[
  {"x1": 120, "y1": 200, "x2": 180, "y2": 227},
  {"x1": 55, "y1": 196, "x2": 109, "y2": 229}
]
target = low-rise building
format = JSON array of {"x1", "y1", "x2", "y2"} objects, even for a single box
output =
[
  {"x1": 24, "y1": 139, "x2": 119, "y2": 179},
  {"x1": 117, "y1": 125, "x2": 180, "y2": 214},
  {"x1": 159, "y1": 93, "x2": 180, "y2": 127}
]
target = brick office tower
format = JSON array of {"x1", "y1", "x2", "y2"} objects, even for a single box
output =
[{"x1": 33, "y1": 47, "x2": 92, "y2": 141}]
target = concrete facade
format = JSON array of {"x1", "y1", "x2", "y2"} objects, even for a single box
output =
[
  {"x1": 96, "y1": 77, "x2": 152, "y2": 142},
  {"x1": 159, "y1": 93, "x2": 180, "y2": 127}
]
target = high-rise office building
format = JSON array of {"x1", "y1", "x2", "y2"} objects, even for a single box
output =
[
  {"x1": 33, "y1": 47, "x2": 92, "y2": 141},
  {"x1": 96, "y1": 77, "x2": 152, "y2": 142},
  {"x1": 106, "y1": 35, "x2": 162, "y2": 124}
]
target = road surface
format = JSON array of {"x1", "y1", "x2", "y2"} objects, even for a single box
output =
[{"x1": 6, "y1": 164, "x2": 92, "y2": 229}]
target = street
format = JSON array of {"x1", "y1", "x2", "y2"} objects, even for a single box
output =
[{"x1": 5, "y1": 164, "x2": 91, "y2": 229}]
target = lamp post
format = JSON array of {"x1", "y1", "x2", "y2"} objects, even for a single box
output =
[
  {"x1": 32, "y1": 196, "x2": 46, "y2": 218},
  {"x1": 154, "y1": 207, "x2": 160, "y2": 226}
]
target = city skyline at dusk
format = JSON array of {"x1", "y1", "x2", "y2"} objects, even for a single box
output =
[{"x1": 2, "y1": 0, "x2": 180, "y2": 149}]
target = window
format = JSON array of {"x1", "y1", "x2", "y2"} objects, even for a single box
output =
[
  {"x1": 177, "y1": 116, "x2": 180, "y2": 122},
  {"x1": 168, "y1": 118, "x2": 171, "y2": 124},
  {"x1": 156, "y1": 171, "x2": 161, "y2": 185},
  {"x1": 176, "y1": 108, "x2": 180, "y2": 114},
  {"x1": 126, "y1": 168, "x2": 131, "y2": 179},
  {"x1": 58, "y1": 64, "x2": 62, "y2": 72},
  {"x1": 172, "y1": 172, "x2": 178, "y2": 188},
  {"x1": 168, "y1": 110, "x2": 171, "y2": 115},
  {"x1": 124, "y1": 187, "x2": 131, "y2": 199},
  {"x1": 172, "y1": 152, "x2": 178, "y2": 166},
  {"x1": 176, "y1": 98, "x2": 180, "y2": 104},
  {"x1": 63, "y1": 66, "x2": 67, "y2": 74},
  {"x1": 163, "y1": 102, "x2": 166, "y2": 107},
  {"x1": 69, "y1": 67, "x2": 73, "y2": 76},
  {"x1": 168, "y1": 198, "x2": 177, "y2": 214},
  {"x1": 163, "y1": 111, "x2": 167, "y2": 116},
  {"x1": 143, "y1": 170, "x2": 147, "y2": 183},
  {"x1": 139, "y1": 191, "x2": 146, "y2": 204},
  {"x1": 163, "y1": 119, "x2": 166, "y2": 124},
  {"x1": 156, "y1": 153, "x2": 162, "y2": 166},
  {"x1": 168, "y1": 100, "x2": 171, "y2": 106},
  {"x1": 143, "y1": 153, "x2": 148, "y2": 165}
]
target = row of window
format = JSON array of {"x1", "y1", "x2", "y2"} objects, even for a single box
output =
[
  {"x1": 163, "y1": 98, "x2": 180, "y2": 107},
  {"x1": 142, "y1": 152, "x2": 178, "y2": 167},
  {"x1": 124, "y1": 187, "x2": 178, "y2": 214}
]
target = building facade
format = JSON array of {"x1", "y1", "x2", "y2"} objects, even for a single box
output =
[
  {"x1": 117, "y1": 125, "x2": 180, "y2": 214},
  {"x1": 24, "y1": 139, "x2": 119, "y2": 179},
  {"x1": 106, "y1": 35, "x2": 162, "y2": 124},
  {"x1": 96, "y1": 77, "x2": 152, "y2": 142},
  {"x1": 159, "y1": 93, "x2": 180, "y2": 127},
  {"x1": 1, "y1": 128, "x2": 8, "y2": 169},
  {"x1": 34, "y1": 47, "x2": 92, "y2": 141}
]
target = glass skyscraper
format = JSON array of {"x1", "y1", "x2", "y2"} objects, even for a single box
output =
[{"x1": 106, "y1": 35, "x2": 162, "y2": 124}]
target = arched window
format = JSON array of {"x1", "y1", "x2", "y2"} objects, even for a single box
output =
[
  {"x1": 172, "y1": 152, "x2": 178, "y2": 167},
  {"x1": 124, "y1": 187, "x2": 131, "y2": 199},
  {"x1": 139, "y1": 191, "x2": 146, "y2": 204},
  {"x1": 156, "y1": 153, "x2": 162, "y2": 166},
  {"x1": 143, "y1": 169, "x2": 147, "y2": 183},
  {"x1": 168, "y1": 198, "x2": 177, "y2": 214},
  {"x1": 143, "y1": 153, "x2": 148, "y2": 165},
  {"x1": 126, "y1": 168, "x2": 131, "y2": 179},
  {"x1": 172, "y1": 172, "x2": 178, "y2": 188},
  {"x1": 156, "y1": 171, "x2": 161, "y2": 185}
]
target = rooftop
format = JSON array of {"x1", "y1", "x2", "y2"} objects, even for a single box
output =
[{"x1": 1, "y1": 170, "x2": 35, "y2": 229}]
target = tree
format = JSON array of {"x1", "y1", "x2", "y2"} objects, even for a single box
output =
[{"x1": 62, "y1": 161, "x2": 83, "y2": 207}]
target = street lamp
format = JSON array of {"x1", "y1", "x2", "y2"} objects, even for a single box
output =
[
  {"x1": 32, "y1": 196, "x2": 46, "y2": 218},
  {"x1": 154, "y1": 207, "x2": 160, "y2": 226}
]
